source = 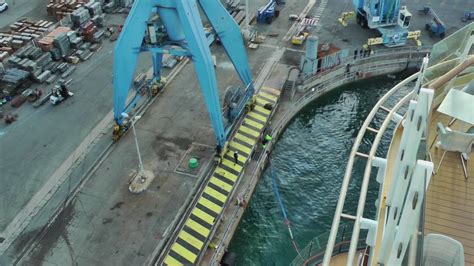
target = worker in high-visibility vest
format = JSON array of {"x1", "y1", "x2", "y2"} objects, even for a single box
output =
[{"x1": 262, "y1": 134, "x2": 272, "y2": 148}]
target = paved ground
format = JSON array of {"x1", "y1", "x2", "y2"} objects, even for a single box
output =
[
  {"x1": 18, "y1": 44, "x2": 277, "y2": 266},
  {"x1": 0, "y1": 8, "x2": 151, "y2": 263},
  {"x1": 0, "y1": 0, "x2": 472, "y2": 264},
  {"x1": 252, "y1": 0, "x2": 471, "y2": 51},
  {"x1": 317, "y1": 0, "x2": 471, "y2": 50}
]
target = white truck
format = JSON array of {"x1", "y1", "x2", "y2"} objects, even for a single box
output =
[{"x1": 0, "y1": 1, "x2": 8, "y2": 13}]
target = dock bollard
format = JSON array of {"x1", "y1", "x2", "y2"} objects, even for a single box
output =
[{"x1": 189, "y1": 157, "x2": 199, "y2": 169}]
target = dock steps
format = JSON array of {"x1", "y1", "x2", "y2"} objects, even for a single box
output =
[{"x1": 161, "y1": 88, "x2": 280, "y2": 265}]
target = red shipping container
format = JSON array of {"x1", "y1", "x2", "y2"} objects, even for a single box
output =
[{"x1": 11, "y1": 95, "x2": 27, "y2": 108}]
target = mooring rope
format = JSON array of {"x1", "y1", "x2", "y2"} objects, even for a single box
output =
[{"x1": 269, "y1": 159, "x2": 305, "y2": 261}]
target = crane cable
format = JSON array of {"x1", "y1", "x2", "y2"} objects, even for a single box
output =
[{"x1": 269, "y1": 159, "x2": 305, "y2": 261}]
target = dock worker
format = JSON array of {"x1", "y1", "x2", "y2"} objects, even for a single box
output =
[
  {"x1": 233, "y1": 150, "x2": 239, "y2": 164},
  {"x1": 59, "y1": 82, "x2": 70, "y2": 99},
  {"x1": 364, "y1": 48, "x2": 369, "y2": 57},
  {"x1": 262, "y1": 134, "x2": 273, "y2": 148},
  {"x1": 236, "y1": 194, "x2": 247, "y2": 208}
]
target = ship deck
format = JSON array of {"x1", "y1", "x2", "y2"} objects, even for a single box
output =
[
  {"x1": 370, "y1": 85, "x2": 474, "y2": 265},
  {"x1": 425, "y1": 111, "x2": 474, "y2": 265},
  {"x1": 328, "y1": 250, "x2": 363, "y2": 266}
]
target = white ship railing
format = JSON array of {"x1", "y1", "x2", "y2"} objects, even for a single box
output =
[
  {"x1": 322, "y1": 71, "x2": 419, "y2": 265},
  {"x1": 316, "y1": 24, "x2": 474, "y2": 265},
  {"x1": 323, "y1": 58, "x2": 474, "y2": 265}
]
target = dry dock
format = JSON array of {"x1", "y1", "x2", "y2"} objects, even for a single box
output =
[{"x1": 0, "y1": 0, "x2": 471, "y2": 265}]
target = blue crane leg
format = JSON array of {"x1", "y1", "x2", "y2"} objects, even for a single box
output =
[
  {"x1": 156, "y1": 4, "x2": 186, "y2": 41},
  {"x1": 113, "y1": 0, "x2": 153, "y2": 124},
  {"x1": 152, "y1": 52, "x2": 163, "y2": 79},
  {"x1": 175, "y1": 0, "x2": 226, "y2": 148},
  {"x1": 198, "y1": 0, "x2": 254, "y2": 91},
  {"x1": 353, "y1": 0, "x2": 363, "y2": 10}
]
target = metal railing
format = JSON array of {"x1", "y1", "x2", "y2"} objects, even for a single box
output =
[
  {"x1": 267, "y1": 47, "x2": 433, "y2": 145},
  {"x1": 263, "y1": 53, "x2": 424, "y2": 266},
  {"x1": 209, "y1": 140, "x2": 270, "y2": 265},
  {"x1": 274, "y1": 66, "x2": 409, "y2": 137},
  {"x1": 303, "y1": 46, "x2": 430, "y2": 88},
  {"x1": 321, "y1": 54, "x2": 474, "y2": 265},
  {"x1": 322, "y1": 70, "x2": 419, "y2": 265},
  {"x1": 209, "y1": 95, "x2": 282, "y2": 266},
  {"x1": 290, "y1": 223, "x2": 367, "y2": 266}
]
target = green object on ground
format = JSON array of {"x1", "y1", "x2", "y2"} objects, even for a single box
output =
[
  {"x1": 189, "y1": 157, "x2": 199, "y2": 169},
  {"x1": 265, "y1": 134, "x2": 273, "y2": 141}
]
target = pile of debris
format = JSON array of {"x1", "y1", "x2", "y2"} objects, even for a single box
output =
[
  {"x1": 0, "y1": 19, "x2": 55, "y2": 60},
  {"x1": 47, "y1": 0, "x2": 94, "y2": 20},
  {"x1": 47, "y1": 0, "x2": 135, "y2": 14},
  {"x1": 37, "y1": 26, "x2": 72, "y2": 54},
  {"x1": 72, "y1": 3, "x2": 104, "y2": 27},
  {"x1": 105, "y1": 0, "x2": 135, "y2": 10},
  {"x1": 1, "y1": 68, "x2": 30, "y2": 88},
  {"x1": 0, "y1": 0, "x2": 107, "y2": 103},
  {"x1": 0, "y1": 0, "x2": 124, "y2": 116},
  {"x1": 7, "y1": 30, "x2": 102, "y2": 87},
  {"x1": 225, "y1": 0, "x2": 243, "y2": 13},
  {"x1": 7, "y1": 45, "x2": 57, "y2": 85}
]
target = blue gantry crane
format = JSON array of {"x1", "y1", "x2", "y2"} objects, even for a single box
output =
[
  {"x1": 113, "y1": 0, "x2": 254, "y2": 151},
  {"x1": 351, "y1": 0, "x2": 413, "y2": 47}
]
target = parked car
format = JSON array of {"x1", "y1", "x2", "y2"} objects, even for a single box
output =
[{"x1": 0, "y1": 2, "x2": 8, "y2": 13}]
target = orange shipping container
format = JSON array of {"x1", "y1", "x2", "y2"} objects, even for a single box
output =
[
  {"x1": 37, "y1": 36, "x2": 54, "y2": 52},
  {"x1": 46, "y1": 26, "x2": 72, "y2": 39}
]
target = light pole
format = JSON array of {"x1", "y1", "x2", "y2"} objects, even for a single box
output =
[
  {"x1": 245, "y1": 0, "x2": 249, "y2": 29},
  {"x1": 121, "y1": 112, "x2": 145, "y2": 178}
]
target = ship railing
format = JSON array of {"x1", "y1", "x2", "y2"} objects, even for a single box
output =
[
  {"x1": 303, "y1": 46, "x2": 430, "y2": 87},
  {"x1": 290, "y1": 223, "x2": 367, "y2": 266},
  {"x1": 322, "y1": 70, "x2": 420, "y2": 265},
  {"x1": 322, "y1": 52, "x2": 474, "y2": 264},
  {"x1": 279, "y1": 46, "x2": 431, "y2": 128},
  {"x1": 277, "y1": 63, "x2": 413, "y2": 140},
  {"x1": 274, "y1": 59, "x2": 420, "y2": 266}
]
